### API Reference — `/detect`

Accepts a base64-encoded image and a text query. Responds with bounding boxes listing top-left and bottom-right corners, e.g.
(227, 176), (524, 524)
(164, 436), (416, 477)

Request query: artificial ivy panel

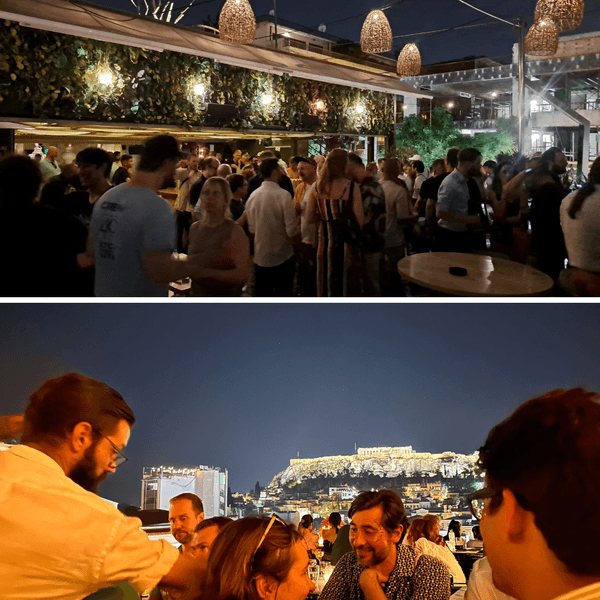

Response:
(0, 21), (394, 135)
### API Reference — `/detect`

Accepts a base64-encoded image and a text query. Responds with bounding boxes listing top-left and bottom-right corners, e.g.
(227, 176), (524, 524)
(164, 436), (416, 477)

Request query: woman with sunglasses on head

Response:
(199, 515), (315, 600)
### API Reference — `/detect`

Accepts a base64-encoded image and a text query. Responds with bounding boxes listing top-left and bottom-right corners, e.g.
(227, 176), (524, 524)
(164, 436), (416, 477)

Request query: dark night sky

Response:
(82, 0), (600, 65)
(1, 302), (600, 506)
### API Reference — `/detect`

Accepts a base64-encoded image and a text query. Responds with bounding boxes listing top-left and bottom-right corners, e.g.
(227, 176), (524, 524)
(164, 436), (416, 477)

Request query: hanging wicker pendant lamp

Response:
(396, 43), (421, 77)
(534, 0), (584, 32)
(360, 10), (393, 54)
(219, 0), (256, 45)
(524, 18), (559, 56)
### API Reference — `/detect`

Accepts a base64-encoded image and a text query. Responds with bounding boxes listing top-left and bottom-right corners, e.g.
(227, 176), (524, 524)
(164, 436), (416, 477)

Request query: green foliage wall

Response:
(0, 21), (394, 135)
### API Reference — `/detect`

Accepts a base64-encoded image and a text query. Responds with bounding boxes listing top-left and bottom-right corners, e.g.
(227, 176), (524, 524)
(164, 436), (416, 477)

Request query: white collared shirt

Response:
(245, 180), (300, 267)
(0, 445), (179, 600)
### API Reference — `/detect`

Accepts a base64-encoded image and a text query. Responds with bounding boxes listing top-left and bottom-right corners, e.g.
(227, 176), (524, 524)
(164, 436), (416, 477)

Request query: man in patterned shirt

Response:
(472, 388), (600, 600)
(319, 490), (451, 600)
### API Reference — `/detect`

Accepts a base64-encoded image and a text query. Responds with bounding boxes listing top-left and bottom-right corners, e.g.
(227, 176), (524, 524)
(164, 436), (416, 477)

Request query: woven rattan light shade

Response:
(534, 0), (584, 32)
(361, 10), (393, 54)
(219, 0), (256, 45)
(396, 43), (421, 77)
(524, 19), (559, 56)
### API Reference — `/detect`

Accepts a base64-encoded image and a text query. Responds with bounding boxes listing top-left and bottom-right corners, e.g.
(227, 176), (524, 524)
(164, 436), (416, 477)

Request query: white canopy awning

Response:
(2, 0), (432, 99)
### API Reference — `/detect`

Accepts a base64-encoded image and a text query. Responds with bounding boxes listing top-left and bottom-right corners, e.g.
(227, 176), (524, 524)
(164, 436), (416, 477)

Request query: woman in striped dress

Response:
(306, 149), (364, 296)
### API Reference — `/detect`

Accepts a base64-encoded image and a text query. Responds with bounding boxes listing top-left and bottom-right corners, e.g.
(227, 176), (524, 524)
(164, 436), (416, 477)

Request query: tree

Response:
(392, 107), (517, 167)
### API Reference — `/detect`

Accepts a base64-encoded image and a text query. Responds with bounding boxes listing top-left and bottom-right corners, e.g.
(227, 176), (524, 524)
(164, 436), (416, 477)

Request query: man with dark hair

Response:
(190, 517), (233, 569)
(0, 373), (204, 600)
(410, 160), (426, 205)
(112, 154), (133, 186)
(87, 134), (205, 296)
(189, 156), (219, 213)
(0, 155), (88, 296)
(347, 152), (386, 296)
(541, 146), (568, 184)
(320, 489), (450, 600)
(245, 157), (301, 296)
(247, 151), (294, 198)
(416, 158), (447, 224)
(169, 493), (205, 553)
(436, 147), (484, 252)
(471, 388), (600, 600)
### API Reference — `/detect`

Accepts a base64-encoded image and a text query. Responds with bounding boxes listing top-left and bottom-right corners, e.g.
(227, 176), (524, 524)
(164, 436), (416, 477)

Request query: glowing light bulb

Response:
(194, 83), (205, 96)
(356, 105), (365, 114)
(262, 94), (273, 105)
(316, 100), (325, 110)
(98, 70), (113, 86)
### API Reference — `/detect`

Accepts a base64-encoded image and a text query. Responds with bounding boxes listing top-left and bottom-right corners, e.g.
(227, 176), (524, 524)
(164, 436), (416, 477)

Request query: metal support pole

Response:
(518, 19), (525, 154)
(273, 0), (278, 49)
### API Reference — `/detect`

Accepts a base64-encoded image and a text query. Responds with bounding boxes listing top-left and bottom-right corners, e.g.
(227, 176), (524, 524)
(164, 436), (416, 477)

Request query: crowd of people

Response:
(1, 134), (599, 296)
(2, 376), (600, 600)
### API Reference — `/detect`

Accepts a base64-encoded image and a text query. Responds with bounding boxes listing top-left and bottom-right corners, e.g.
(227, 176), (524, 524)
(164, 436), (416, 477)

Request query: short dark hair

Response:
(22, 373), (135, 446)
(260, 158), (280, 179)
(194, 516), (233, 533)
(412, 160), (424, 173)
(137, 135), (182, 173)
(478, 388), (600, 576)
(349, 490), (408, 538)
(296, 157), (316, 167)
(228, 173), (247, 194)
(542, 146), (564, 164)
(458, 148), (482, 164)
(170, 493), (204, 515)
(201, 157), (218, 171)
(77, 147), (112, 178)
(445, 147), (459, 169)
(121, 154), (132, 163)
(483, 160), (497, 169)
(347, 152), (364, 167)
(0, 155), (42, 208)
(431, 158), (446, 171)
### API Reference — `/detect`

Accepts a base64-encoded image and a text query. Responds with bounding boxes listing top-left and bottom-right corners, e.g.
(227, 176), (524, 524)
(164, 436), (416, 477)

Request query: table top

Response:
(398, 252), (554, 297)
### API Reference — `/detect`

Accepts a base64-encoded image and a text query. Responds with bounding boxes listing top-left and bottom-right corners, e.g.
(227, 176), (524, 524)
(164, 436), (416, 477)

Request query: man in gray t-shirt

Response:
(87, 135), (205, 297)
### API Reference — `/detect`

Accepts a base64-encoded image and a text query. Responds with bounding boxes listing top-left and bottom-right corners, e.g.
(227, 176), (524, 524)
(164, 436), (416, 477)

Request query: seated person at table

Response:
(320, 490), (451, 600)
(331, 522), (353, 566)
(472, 388), (600, 600)
(445, 520), (463, 551)
(298, 513), (319, 554)
(466, 526), (483, 550)
(189, 516), (233, 570)
(322, 512), (343, 560)
(198, 515), (315, 600)
(405, 519), (466, 584)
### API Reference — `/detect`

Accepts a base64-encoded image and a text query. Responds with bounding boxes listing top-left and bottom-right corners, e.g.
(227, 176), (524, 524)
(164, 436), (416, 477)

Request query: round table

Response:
(398, 252), (554, 297)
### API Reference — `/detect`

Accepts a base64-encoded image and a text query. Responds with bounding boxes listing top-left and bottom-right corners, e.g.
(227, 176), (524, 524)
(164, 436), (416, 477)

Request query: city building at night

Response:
(141, 465), (228, 518)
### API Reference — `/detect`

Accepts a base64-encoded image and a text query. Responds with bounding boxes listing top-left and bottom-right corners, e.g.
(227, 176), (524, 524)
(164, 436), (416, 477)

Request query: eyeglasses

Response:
(251, 514), (286, 565)
(95, 430), (128, 468)
(467, 486), (530, 520)
(467, 487), (502, 520)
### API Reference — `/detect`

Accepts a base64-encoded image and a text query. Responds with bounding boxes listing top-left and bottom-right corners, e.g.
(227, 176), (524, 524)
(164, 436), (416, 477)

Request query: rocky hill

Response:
(269, 446), (479, 488)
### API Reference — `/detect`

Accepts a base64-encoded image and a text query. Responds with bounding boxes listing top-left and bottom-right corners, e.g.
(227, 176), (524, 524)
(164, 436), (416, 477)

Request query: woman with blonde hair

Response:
(405, 517), (466, 584)
(187, 176), (249, 296)
(305, 149), (364, 296)
(199, 515), (315, 600)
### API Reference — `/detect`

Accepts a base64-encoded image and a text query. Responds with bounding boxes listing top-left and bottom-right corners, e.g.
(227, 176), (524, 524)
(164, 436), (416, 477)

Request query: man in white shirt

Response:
(0, 373), (204, 600)
(245, 158), (301, 296)
(472, 388), (600, 600)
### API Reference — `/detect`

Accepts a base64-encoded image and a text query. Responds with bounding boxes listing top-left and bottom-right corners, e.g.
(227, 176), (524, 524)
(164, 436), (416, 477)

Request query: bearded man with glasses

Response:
(320, 490), (451, 600)
(0, 373), (204, 600)
(468, 388), (600, 600)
